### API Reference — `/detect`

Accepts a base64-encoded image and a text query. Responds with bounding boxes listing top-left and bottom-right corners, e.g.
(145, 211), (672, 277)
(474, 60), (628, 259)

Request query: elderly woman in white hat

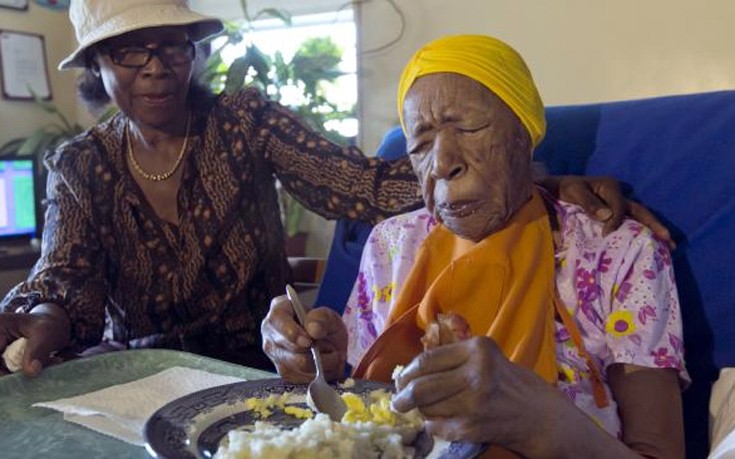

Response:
(0, 0), (669, 377)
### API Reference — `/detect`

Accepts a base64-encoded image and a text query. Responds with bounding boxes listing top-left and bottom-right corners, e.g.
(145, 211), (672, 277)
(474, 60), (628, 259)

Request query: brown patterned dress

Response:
(0, 88), (421, 369)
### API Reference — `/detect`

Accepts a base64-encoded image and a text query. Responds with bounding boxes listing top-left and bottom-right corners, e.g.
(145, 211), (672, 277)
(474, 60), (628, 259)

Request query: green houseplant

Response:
(201, 3), (355, 254)
(0, 94), (85, 183)
(0, 92), (116, 184)
(0, 96), (83, 158)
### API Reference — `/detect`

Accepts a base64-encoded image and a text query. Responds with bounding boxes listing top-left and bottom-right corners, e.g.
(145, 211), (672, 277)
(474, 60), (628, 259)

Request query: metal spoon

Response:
(285, 284), (347, 422)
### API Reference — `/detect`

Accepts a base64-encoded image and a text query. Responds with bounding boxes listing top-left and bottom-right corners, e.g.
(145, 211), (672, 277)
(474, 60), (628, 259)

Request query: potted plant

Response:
(201, 7), (355, 255)
(0, 92), (116, 185)
(0, 94), (84, 183)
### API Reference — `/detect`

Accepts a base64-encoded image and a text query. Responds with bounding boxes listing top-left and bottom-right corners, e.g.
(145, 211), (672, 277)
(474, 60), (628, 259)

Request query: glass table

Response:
(0, 349), (274, 458)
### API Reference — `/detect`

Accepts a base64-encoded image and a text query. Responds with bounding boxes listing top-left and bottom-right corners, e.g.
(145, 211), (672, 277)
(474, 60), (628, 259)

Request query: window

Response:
(207, 8), (358, 141)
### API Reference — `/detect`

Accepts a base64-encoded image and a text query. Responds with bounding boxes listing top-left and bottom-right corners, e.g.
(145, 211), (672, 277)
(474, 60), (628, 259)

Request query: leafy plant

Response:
(0, 93), (83, 160)
(269, 38), (355, 238)
(0, 92), (116, 185)
(200, 2), (356, 238)
(200, 0), (290, 96)
(270, 37), (355, 145)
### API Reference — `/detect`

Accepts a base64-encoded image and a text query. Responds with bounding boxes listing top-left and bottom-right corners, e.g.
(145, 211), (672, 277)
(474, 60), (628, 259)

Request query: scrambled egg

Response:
(245, 392), (309, 419)
(283, 406), (314, 419)
(243, 381), (420, 433)
(342, 389), (403, 427)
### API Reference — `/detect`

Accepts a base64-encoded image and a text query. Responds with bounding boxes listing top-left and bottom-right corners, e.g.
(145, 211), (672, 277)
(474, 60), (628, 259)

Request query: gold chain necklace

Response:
(126, 113), (191, 182)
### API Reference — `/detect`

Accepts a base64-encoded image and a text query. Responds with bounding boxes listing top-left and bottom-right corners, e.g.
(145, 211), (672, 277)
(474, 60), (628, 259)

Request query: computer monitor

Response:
(0, 157), (39, 239)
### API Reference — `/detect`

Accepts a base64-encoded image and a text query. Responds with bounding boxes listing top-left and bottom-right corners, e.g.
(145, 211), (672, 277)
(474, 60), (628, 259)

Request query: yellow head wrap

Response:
(397, 34), (546, 148)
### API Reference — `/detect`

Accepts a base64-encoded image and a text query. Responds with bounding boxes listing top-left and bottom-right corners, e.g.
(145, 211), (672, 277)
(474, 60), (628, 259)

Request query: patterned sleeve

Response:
(228, 88), (422, 224)
(0, 151), (108, 347)
(602, 223), (688, 382)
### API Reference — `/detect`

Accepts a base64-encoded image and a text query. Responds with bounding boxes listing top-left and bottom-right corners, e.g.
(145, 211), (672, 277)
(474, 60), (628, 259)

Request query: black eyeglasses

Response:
(105, 41), (196, 68)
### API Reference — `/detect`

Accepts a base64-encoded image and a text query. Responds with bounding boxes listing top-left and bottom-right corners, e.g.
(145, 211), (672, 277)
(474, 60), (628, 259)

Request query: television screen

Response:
(0, 158), (38, 238)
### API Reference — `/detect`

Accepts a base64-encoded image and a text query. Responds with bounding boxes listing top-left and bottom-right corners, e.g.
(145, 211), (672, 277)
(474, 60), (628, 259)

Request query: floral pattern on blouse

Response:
(343, 197), (689, 437)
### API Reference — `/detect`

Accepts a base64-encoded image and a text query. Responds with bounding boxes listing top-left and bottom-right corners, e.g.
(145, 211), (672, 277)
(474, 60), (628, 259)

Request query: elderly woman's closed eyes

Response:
(404, 74), (535, 242)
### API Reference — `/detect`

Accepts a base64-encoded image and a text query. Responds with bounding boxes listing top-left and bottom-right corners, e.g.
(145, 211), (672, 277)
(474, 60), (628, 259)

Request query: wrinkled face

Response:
(403, 73), (534, 242)
(94, 26), (193, 129)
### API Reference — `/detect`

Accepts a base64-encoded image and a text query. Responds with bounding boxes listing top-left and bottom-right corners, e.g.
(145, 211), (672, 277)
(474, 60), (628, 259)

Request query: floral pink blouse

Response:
(343, 198), (689, 437)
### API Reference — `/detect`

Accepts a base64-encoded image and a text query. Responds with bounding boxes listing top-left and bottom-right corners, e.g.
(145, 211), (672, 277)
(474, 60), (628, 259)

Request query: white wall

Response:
(356, 0), (735, 155)
(192, 0), (347, 20)
(0, 4), (76, 147)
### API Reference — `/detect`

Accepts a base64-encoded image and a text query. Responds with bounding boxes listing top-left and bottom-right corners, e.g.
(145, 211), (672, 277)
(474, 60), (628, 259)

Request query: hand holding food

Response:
(390, 313), (562, 453)
(0, 303), (70, 377)
(420, 312), (472, 350)
(394, 336), (561, 450)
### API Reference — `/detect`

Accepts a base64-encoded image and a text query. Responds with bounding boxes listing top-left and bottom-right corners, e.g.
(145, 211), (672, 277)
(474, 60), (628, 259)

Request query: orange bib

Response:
(352, 191), (607, 458)
(354, 190), (558, 383)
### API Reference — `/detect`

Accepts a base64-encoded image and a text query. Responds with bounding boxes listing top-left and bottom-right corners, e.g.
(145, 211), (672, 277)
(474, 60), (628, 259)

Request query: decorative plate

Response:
(144, 378), (486, 459)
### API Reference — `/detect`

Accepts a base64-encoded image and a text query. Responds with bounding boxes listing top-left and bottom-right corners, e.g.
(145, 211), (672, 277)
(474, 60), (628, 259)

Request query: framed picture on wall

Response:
(0, 30), (52, 100)
(0, 0), (29, 11)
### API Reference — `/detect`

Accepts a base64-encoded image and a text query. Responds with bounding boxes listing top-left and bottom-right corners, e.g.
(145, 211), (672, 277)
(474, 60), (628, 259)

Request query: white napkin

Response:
(710, 368), (735, 458)
(710, 431), (735, 459)
(33, 366), (245, 446)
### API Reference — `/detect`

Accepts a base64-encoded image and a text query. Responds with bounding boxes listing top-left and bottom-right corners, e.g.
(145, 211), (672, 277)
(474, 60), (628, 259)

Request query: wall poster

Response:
(0, 30), (52, 100)
(0, 0), (29, 11)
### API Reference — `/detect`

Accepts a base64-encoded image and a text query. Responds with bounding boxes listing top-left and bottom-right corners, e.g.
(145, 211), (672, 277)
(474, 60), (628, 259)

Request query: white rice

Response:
(213, 413), (414, 459)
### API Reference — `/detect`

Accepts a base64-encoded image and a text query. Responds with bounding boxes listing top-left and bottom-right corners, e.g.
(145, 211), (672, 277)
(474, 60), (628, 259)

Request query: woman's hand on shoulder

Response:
(539, 175), (675, 249)
(0, 303), (70, 377)
(261, 295), (347, 383)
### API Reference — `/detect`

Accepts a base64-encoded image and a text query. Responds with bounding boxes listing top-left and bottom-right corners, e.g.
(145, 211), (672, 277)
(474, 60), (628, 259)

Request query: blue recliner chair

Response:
(315, 127), (406, 314)
(316, 91), (735, 458)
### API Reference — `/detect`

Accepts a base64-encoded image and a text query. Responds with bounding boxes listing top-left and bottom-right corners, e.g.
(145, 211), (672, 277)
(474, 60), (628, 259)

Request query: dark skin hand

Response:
(0, 303), (71, 377)
(541, 175), (675, 250)
(261, 295), (348, 383)
(392, 337), (683, 458)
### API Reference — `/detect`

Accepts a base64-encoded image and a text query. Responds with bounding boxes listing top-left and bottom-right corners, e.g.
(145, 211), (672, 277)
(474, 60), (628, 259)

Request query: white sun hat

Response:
(59, 0), (224, 70)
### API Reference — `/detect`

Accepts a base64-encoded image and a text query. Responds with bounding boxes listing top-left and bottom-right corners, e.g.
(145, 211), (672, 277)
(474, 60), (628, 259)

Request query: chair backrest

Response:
(538, 91), (735, 458)
(317, 91), (735, 457)
(315, 128), (406, 313)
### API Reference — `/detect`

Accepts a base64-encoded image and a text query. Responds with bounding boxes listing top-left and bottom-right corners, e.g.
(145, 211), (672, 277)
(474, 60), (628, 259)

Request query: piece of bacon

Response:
(420, 312), (472, 350)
